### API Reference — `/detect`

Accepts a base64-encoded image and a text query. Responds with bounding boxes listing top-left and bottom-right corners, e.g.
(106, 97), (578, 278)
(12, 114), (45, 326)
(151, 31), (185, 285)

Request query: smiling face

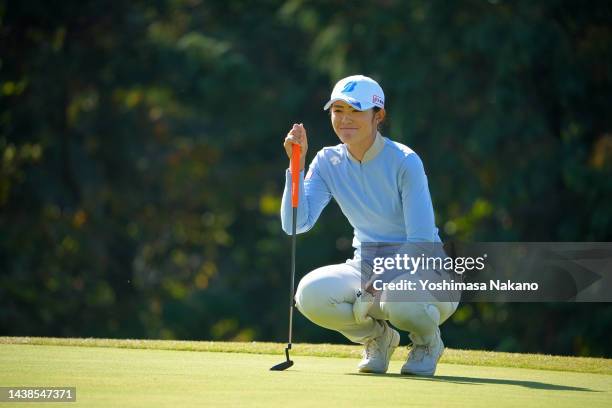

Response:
(330, 101), (385, 150)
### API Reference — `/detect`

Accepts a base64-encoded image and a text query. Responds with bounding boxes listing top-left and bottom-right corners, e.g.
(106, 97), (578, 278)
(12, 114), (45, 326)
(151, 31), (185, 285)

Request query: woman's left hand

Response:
(353, 289), (375, 324)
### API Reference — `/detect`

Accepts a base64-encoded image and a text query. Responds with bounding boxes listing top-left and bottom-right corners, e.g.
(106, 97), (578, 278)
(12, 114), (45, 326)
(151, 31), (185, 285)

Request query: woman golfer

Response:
(280, 75), (457, 376)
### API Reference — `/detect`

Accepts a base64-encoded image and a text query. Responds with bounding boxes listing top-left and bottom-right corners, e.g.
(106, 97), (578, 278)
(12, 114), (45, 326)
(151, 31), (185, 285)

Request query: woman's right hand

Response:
(283, 123), (308, 171)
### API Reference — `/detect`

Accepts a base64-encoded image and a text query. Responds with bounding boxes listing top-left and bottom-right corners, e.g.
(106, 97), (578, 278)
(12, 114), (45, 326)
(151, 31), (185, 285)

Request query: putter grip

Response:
(290, 144), (301, 208)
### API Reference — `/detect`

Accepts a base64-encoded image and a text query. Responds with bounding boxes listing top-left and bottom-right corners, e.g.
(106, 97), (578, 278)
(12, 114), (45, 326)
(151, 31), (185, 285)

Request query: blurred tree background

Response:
(1, 0), (611, 357)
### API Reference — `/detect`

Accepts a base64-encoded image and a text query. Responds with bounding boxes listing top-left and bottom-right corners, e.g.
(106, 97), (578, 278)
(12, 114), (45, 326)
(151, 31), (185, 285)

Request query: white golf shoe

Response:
(357, 321), (400, 374)
(400, 327), (444, 376)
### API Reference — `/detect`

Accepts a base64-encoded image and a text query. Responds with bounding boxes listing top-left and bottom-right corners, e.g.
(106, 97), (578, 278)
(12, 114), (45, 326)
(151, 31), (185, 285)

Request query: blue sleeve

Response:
(280, 153), (332, 235)
(399, 154), (437, 242)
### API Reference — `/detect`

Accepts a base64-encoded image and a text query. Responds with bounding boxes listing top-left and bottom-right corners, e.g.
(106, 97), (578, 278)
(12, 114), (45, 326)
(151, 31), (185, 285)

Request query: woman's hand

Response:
(283, 123), (308, 171)
(353, 289), (375, 325)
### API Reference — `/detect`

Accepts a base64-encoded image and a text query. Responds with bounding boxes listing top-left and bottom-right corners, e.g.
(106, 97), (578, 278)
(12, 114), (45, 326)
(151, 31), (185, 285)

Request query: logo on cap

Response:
(342, 81), (357, 93)
(372, 95), (384, 106)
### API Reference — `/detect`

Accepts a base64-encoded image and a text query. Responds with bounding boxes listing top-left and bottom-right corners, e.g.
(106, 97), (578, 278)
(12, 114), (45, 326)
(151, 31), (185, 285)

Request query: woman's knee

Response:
(295, 265), (358, 322)
(295, 271), (330, 317)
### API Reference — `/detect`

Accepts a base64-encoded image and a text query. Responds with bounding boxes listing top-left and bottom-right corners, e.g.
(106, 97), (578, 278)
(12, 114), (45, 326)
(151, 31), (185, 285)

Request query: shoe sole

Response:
(358, 330), (400, 374)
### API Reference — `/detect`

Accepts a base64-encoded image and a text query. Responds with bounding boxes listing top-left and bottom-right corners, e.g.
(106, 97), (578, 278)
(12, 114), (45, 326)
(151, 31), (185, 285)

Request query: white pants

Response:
(295, 260), (458, 345)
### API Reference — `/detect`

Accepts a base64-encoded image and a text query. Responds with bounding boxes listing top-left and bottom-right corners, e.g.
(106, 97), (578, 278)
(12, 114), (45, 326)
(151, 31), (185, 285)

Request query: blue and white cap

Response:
(323, 75), (385, 111)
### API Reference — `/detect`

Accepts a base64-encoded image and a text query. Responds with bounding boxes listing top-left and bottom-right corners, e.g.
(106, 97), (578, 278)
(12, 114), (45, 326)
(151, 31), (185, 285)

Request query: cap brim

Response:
(323, 97), (375, 111)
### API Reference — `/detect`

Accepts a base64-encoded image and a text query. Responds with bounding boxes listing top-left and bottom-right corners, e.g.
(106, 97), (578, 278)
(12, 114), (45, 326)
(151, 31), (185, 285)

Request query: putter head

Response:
(270, 359), (294, 371)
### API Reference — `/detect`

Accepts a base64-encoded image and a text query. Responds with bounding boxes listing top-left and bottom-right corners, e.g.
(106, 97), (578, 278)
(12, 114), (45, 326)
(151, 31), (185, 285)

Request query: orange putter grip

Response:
(290, 144), (301, 208)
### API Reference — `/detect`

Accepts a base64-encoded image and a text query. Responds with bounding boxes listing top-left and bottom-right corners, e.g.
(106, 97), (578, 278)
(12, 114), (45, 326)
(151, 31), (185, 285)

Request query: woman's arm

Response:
(399, 153), (438, 242)
(281, 152), (332, 234)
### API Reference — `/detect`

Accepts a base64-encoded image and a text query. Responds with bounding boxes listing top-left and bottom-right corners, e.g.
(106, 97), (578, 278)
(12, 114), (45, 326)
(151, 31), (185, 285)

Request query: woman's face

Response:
(330, 101), (383, 146)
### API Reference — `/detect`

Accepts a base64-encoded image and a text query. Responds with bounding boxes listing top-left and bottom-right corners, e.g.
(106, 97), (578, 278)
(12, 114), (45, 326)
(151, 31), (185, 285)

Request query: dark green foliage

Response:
(1, 0), (611, 356)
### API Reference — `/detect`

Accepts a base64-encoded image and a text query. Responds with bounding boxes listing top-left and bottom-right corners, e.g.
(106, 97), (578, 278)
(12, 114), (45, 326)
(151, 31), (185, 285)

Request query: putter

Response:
(270, 143), (301, 371)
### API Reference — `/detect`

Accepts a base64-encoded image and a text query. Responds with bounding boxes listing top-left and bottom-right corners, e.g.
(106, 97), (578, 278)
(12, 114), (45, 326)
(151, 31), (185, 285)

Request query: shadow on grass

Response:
(347, 373), (598, 392)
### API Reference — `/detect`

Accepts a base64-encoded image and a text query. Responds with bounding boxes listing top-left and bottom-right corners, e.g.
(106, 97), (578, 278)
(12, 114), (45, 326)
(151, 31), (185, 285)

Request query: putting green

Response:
(0, 344), (611, 407)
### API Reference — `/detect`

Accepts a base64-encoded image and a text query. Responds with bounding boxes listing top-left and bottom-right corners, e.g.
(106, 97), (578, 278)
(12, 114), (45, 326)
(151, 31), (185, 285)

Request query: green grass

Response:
(2, 336), (610, 374)
(1, 338), (611, 407)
